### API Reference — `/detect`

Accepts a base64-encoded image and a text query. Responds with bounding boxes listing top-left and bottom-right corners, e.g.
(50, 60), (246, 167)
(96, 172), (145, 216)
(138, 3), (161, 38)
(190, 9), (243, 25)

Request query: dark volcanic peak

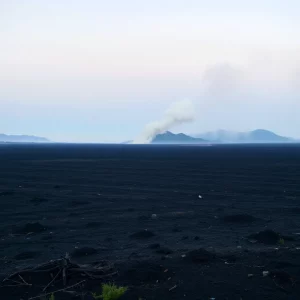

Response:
(151, 131), (207, 144)
(0, 134), (49, 143)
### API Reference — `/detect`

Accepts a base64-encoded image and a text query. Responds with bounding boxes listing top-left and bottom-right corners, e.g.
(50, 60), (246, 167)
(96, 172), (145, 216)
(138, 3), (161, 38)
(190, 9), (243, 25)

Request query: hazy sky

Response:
(1, 0), (300, 142)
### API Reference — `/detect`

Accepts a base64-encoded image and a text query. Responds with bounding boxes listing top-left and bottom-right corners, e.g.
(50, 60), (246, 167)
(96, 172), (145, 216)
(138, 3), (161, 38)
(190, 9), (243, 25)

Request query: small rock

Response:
(263, 271), (270, 277)
(248, 274), (254, 278)
(151, 214), (157, 219)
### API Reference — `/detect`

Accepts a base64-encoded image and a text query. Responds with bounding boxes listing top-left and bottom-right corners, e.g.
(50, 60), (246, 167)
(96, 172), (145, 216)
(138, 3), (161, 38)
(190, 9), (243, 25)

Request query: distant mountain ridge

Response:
(0, 134), (49, 143)
(194, 129), (293, 143)
(151, 131), (207, 144)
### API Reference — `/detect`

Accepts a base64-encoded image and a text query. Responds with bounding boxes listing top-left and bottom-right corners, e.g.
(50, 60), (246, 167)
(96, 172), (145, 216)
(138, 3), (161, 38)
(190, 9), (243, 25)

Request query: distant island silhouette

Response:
(0, 129), (295, 144)
(0, 134), (49, 143)
(152, 131), (207, 144)
(150, 129), (294, 144)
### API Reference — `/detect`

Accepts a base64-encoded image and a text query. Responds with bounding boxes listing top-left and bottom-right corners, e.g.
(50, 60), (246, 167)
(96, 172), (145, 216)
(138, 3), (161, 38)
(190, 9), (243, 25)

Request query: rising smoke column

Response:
(133, 99), (195, 144)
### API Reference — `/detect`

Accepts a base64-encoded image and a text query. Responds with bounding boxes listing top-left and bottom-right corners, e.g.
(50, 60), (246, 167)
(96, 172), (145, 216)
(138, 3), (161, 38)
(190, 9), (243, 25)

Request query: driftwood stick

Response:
(62, 253), (69, 287)
(18, 274), (31, 286)
(43, 269), (62, 292)
(28, 280), (86, 300)
(272, 279), (289, 294)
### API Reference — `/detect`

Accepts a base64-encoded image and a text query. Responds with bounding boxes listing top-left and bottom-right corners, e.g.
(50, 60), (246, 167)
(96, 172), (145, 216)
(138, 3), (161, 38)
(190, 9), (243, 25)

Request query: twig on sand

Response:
(272, 279), (289, 294)
(62, 253), (69, 287)
(29, 280), (86, 300)
(169, 284), (177, 291)
(2, 253), (116, 299)
(18, 274), (32, 286)
(43, 269), (62, 292)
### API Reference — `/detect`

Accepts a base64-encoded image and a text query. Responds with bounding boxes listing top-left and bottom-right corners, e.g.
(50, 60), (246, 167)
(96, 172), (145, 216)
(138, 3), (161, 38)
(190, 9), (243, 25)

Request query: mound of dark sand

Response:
(71, 200), (90, 206)
(0, 191), (14, 196)
(130, 230), (155, 239)
(186, 248), (216, 263)
(14, 251), (40, 260)
(85, 221), (103, 228)
(269, 270), (294, 285)
(14, 222), (47, 234)
(71, 247), (98, 257)
(119, 261), (167, 285)
(222, 214), (256, 223)
(149, 243), (160, 249)
(156, 247), (173, 255)
(248, 230), (280, 244)
(137, 215), (150, 221)
(248, 230), (295, 244)
(30, 197), (48, 204)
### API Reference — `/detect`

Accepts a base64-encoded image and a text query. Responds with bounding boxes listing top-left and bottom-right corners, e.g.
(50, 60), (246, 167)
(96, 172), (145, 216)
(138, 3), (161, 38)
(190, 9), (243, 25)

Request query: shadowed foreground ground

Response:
(1, 144), (300, 299)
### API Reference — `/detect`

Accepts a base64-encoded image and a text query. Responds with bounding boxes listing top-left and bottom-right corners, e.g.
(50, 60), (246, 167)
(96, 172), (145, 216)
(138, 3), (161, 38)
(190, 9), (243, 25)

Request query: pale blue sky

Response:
(1, 0), (300, 142)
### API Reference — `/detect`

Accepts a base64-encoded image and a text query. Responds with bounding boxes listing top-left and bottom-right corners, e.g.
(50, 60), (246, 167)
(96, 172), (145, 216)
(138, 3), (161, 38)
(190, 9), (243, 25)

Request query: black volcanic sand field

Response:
(1, 144), (300, 300)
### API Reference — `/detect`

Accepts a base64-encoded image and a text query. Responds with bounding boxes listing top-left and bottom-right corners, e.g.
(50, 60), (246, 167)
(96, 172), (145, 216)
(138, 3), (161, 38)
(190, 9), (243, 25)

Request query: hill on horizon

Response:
(194, 129), (293, 143)
(151, 131), (207, 144)
(0, 134), (49, 143)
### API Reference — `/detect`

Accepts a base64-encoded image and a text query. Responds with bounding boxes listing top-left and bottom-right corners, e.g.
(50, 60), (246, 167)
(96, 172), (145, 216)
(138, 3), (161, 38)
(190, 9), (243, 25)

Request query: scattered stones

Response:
(14, 222), (47, 235)
(186, 248), (216, 263)
(130, 230), (155, 239)
(223, 214), (255, 223)
(71, 247), (98, 257)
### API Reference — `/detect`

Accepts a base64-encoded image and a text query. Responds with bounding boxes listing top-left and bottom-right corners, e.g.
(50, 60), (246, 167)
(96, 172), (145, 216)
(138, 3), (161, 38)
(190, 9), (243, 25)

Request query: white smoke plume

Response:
(133, 99), (195, 144)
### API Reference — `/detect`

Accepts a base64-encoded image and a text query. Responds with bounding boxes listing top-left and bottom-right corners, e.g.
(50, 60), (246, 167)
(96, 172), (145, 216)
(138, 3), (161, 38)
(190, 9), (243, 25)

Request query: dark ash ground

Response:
(1, 144), (300, 300)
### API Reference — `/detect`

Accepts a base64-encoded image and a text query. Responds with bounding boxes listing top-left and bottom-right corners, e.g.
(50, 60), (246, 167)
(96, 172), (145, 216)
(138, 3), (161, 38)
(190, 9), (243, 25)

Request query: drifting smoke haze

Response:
(133, 99), (195, 144)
